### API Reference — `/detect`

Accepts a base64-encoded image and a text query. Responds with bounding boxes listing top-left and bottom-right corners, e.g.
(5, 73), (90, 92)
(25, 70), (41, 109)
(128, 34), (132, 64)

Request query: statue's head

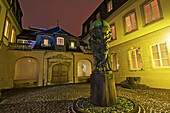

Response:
(90, 20), (112, 41)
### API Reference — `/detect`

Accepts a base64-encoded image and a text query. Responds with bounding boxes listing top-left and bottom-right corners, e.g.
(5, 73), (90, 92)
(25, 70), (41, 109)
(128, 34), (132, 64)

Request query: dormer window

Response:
(71, 42), (75, 48)
(44, 39), (48, 45)
(41, 35), (52, 47)
(107, 0), (113, 12)
(57, 37), (64, 45)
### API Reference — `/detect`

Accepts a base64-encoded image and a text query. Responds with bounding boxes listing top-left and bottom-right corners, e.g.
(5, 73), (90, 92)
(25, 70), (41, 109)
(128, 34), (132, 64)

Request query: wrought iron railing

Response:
(8, 42), (32, 50)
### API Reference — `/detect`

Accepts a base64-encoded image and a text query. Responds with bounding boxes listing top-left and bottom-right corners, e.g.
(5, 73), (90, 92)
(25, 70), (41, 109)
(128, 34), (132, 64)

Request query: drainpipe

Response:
(72, 53), (75, 83)
(43, 51), (47, 86)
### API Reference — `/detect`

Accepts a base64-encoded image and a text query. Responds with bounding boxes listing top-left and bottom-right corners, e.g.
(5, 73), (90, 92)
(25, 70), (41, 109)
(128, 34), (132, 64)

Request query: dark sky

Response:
(18, 0), (104, 36)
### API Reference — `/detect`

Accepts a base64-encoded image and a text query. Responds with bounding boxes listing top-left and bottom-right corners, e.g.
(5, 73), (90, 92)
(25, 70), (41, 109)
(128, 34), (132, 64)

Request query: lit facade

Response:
(82, 0), (170, 89)
(0, 0), (23, 90)
(0, 0), (93, 91)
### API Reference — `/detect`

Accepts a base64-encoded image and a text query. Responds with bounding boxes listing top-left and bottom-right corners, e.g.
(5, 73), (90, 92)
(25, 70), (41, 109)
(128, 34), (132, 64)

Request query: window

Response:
(107, 0), (113, 12)
(143, 0), (161, 24)
(111, 53), (119, 70)
(44, 39), (48, 45)
(151, 43), (170, 67)
(4, 18), (11, 39)
(84, 25), (87, 33)
(71, 42), (75, 48)
(11, 27), (16, 42)
(124, 12), (137, 33)
(129, 49), (142, 70)
(110, 24), (116, 40)
(89, 20), (93, 30)
(57, 37), (64, 45)
(96, 12), (100, 20)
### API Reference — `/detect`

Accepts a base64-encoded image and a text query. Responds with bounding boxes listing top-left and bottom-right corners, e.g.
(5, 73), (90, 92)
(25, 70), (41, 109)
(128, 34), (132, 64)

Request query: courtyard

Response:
(0, 83), (169, 113)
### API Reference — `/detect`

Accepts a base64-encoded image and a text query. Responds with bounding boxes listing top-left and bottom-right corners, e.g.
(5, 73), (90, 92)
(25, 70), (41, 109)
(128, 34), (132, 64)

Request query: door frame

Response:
(48, 61), (71, 84)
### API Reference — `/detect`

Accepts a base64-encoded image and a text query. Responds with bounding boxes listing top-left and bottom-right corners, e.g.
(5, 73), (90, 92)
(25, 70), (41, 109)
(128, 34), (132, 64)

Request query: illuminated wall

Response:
(0, 0), (22, 90)
(78, 59), (92, 77)
(106, 0), (170, 89)
(0, 0), (22, 45)
(15, 58), (39, 80)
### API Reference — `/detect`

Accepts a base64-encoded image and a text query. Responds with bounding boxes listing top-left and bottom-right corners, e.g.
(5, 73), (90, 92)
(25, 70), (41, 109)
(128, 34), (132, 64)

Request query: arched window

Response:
(15, 58), (39, 80)
(78, 60), (92, 77)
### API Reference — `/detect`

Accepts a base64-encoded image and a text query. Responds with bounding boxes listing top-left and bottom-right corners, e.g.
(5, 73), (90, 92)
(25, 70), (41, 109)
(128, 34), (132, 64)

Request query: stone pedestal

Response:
(90, 71), (117, 106)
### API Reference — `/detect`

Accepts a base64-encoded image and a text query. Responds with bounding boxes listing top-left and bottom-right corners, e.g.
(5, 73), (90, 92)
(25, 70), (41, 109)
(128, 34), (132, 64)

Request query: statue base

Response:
(90, 71), (117, 107)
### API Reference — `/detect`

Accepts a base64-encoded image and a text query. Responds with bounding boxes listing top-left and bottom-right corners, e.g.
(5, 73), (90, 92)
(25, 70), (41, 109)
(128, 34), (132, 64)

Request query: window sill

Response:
(124, 28), (138, 35)
(129, 68), (143, 71)
(108, 38), (117, 43)
(152, 66), (170, 69)
(142, 17), (163, 28)
(112, 69), (119, 72)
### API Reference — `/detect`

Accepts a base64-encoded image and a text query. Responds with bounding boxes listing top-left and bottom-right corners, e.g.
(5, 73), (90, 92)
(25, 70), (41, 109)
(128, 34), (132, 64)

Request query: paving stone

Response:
(0, 83), (169, 113)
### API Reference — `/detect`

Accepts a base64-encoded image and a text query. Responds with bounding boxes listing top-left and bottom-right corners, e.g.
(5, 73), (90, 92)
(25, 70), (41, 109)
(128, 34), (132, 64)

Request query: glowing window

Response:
(125, 12), (137, 33)
(4, 18), (10, 39)
(71, 42), (75, 48)
(57, 37), (64, 45)
(44, 39), (48, 45)
(143, 0), (161, 24)
(111, 53), (119, 70)
(110, 25), (116, 40)
(151, 43), (170, 67)
(129, 49), (142, 70)
(107, 0), (113, 12)
(11, 27), (16, 42)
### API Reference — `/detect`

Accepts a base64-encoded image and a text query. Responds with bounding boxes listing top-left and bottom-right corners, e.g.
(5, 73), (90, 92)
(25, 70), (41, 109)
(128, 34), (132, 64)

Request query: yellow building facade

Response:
(0, 0), (94, 97)
(106, 0), (170, 89)
(0, 0), (22, 92)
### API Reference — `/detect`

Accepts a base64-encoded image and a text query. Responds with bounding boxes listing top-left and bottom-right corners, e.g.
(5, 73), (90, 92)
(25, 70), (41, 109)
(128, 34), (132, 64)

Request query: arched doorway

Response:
(52, 63), (69, 84)
(14, 57), (39, 87)
(78, 59), (92, 82)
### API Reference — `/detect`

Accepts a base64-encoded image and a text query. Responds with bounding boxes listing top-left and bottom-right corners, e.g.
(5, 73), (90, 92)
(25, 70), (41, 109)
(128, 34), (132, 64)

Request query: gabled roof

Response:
(37, 26), (75, 37)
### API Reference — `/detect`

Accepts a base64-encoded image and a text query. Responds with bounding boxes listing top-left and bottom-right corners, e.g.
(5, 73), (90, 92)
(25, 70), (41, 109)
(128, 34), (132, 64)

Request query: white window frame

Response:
(124, 11), (137, 33)
(129, 48), (143, 70)
(151, 42), (170, 68)
(143, 0), (162, 24)
(57, 37), (64, 45)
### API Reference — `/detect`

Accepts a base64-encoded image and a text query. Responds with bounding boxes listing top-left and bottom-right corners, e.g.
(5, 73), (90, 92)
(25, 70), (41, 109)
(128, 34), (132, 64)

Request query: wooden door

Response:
(52, 63), (68, 84)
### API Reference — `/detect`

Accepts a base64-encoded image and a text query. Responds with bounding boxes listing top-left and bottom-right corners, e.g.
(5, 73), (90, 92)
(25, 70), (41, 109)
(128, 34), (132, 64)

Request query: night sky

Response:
(18, 0), (104, 36)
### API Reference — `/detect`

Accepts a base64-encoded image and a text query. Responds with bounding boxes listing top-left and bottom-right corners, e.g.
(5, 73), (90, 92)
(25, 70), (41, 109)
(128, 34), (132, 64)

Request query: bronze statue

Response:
(89, 20), (112, 72)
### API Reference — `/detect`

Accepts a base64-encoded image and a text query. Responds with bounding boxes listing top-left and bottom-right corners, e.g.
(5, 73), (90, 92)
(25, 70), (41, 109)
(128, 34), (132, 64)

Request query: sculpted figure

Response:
(89, 20), (113, 72)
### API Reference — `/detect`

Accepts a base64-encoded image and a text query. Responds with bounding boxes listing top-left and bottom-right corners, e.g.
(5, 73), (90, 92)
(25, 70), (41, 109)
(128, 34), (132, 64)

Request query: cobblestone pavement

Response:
(0, 83), (169, 113)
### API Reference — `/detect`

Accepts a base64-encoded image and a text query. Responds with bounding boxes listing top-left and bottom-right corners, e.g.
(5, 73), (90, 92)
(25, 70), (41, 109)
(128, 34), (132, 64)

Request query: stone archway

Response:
(14, 57), (39, 87)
